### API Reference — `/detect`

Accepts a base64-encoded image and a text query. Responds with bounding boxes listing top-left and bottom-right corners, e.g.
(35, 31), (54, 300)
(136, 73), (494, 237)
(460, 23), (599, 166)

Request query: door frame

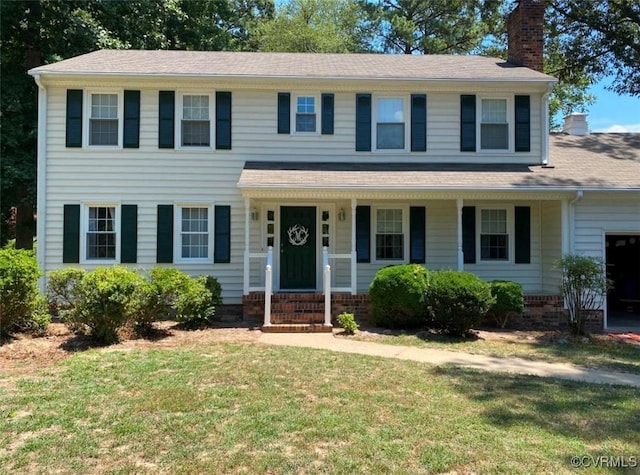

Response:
(259, 202), (335, 292)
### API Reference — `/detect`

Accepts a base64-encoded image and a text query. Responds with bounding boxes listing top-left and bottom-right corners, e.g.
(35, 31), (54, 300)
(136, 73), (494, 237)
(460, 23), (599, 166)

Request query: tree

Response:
(364, 0), (502, 55)
(0, 0), (273, 248)
(256, 0), (372, 53)
(547, 0), (640, 97)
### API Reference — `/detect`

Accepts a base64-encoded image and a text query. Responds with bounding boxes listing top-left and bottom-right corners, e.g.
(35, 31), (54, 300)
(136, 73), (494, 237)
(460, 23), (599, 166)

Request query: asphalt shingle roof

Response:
(238, 134), (640, 191)
(29, 50), (554, 81)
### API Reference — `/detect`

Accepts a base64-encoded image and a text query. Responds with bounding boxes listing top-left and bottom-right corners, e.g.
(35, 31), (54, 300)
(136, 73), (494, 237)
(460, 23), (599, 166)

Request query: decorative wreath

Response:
(287, 224), (310, 246)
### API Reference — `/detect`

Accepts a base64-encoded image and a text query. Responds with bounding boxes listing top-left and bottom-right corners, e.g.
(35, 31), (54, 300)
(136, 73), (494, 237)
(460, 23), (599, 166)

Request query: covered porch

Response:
(238, 161), (578, 331)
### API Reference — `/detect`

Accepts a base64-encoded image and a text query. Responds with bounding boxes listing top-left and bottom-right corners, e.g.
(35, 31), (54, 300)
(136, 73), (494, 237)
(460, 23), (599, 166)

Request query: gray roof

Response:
(238, 134), (640, 191)
(29, 49), (554, 82)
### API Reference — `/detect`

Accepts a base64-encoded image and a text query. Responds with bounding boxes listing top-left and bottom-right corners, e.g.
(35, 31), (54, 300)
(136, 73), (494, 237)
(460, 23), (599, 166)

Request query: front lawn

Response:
(1, 343), (638, 474)
(352, 329), (640, 374)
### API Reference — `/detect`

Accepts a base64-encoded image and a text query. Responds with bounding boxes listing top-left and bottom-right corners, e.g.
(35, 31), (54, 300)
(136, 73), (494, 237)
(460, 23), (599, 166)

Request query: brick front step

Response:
(271, 313), (325, 324)
(261, 324), (333, 333)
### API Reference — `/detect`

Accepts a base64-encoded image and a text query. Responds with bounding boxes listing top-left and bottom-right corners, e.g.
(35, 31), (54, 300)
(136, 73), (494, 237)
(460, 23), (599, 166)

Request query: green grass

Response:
(1, 343), (639, 474)
(353, 331), (640, 374)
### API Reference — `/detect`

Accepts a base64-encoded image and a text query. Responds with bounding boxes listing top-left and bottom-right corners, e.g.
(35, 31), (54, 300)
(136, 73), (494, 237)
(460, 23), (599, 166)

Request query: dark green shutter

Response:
(321, 93), (334, 135)
(120, 204), (138, 263)
(411, 94), (427, 152)
(158, 91), (175, 149)
(216, 91), (232, 150)
(462, 206), (476, 264)
(355, 93), (371, 151)
(515, 95), (531, 152)
(123, 90), (140, 148)
(356, 205), (371, 263)
(277, 93), (290, 134)
(409, 206), (426, 263)
(66, 90), (83, 148)
(63, 204), (80, 263)
(157, 204), (173, 263)
(460, 95), (476, 152)
(214, 205), (231, 263)
(515, 206), (531, 264)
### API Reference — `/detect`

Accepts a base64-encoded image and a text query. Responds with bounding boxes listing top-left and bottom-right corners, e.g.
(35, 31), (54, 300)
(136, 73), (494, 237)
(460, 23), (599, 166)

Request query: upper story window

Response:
(376, 98), (405, 150)
(480, 98), (508, 150)
(181, 94), (211, 147)
(89, 93), (119, 146)
(375, 208), (404, 260)
(295, 96), (316, 132)
(86, 206), (117, 261)
(480, 208), (508, 261)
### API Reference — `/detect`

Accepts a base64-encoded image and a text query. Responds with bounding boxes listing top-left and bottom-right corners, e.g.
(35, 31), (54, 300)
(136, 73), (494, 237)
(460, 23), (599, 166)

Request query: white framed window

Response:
(81, 204), (119, 263)
(85, 91), (122, 147)
(479, 97), (511, 151)
(175, 205), (213, 261)
(178, 93), (213, 147)
(374, 208), (406, 261)
(294, 95), (317, 133)
(375, 97), (406, 150)
(479, 208), (510, 261)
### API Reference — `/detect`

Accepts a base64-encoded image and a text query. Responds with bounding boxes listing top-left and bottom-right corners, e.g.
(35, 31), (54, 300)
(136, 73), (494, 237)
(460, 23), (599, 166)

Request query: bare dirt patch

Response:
(0, 321), (262, 376)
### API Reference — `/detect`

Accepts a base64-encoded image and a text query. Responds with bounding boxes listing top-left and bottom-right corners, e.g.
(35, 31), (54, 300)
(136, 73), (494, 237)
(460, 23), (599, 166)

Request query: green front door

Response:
(280, 206), (316, 290)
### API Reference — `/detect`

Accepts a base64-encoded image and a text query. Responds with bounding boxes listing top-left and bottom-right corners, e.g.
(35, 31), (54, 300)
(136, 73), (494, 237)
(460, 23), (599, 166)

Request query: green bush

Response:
(47, 268), (87, 324)
(174, 276), (215, 325)
(425, 270), (494, 336)
(0, 247), (48, 337)
(337, 312), (358, 335)
(369, 264), (429, 328)
(489, 280), (524, 328)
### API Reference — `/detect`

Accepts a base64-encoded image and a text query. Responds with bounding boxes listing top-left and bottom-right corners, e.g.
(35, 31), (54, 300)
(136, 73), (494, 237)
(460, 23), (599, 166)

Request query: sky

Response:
(585, 80), (640, 133)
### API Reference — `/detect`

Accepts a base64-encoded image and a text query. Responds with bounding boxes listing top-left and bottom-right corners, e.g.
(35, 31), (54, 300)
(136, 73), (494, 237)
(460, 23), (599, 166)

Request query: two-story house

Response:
(28, 0), (640, 331)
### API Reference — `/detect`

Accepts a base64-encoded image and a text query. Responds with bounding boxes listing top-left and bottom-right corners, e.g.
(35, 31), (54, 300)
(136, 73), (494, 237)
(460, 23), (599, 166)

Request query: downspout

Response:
(541, 81), (554, 166)
(33, 74), (47, 292)
(568, 190), (583, 254)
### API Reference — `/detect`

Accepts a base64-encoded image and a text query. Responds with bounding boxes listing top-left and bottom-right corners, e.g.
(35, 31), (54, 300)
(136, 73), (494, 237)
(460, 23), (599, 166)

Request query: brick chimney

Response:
(507, 0), (544, 72)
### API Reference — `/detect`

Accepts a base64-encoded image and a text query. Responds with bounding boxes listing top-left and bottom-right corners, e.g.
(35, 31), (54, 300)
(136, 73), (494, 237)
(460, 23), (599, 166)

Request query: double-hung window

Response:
(480, 209), (508, 261)
(376, 98), (405, 150)
(375, 208), (404, 260)
(89, 93), (119, 146)
(181, 94), (211, 147)
(180, 207), (210, 260)
(295, 96), (316, 132)
(480, 99), (508, 150)
(86, 206), (117, 260)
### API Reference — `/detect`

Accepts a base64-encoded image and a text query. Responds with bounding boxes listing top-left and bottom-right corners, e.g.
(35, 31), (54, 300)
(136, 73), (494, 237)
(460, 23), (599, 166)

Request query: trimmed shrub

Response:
(174, 276), (215, 325)
(337, 312), (358, 335)
(425, 270), (494, 336)
(489, 280), (524, 328)
(369, 264), (429, 328)
(0, 247), (48, 337)
(47, 268), (87, 325)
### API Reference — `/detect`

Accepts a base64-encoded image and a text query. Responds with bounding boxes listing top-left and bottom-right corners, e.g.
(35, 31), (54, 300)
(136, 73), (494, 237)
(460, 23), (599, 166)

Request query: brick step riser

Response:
(271, 313), (325, 324)
(271, 304), (325, 313)
(262, 324), (333, 333)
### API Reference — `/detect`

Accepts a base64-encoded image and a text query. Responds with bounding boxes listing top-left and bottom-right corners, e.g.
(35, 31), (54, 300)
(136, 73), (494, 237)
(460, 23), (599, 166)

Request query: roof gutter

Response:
(32, 73), (47, 292)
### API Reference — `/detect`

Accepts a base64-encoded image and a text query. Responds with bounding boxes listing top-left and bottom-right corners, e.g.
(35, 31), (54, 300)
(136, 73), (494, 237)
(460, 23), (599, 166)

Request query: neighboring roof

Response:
(238, 134), (640, 191)
(29, 49), (555, 82)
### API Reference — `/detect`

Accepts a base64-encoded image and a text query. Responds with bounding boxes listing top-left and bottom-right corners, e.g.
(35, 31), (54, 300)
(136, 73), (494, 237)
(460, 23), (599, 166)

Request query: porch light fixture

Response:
(338, 207), (346, 221)
(251, 207), (259, 221)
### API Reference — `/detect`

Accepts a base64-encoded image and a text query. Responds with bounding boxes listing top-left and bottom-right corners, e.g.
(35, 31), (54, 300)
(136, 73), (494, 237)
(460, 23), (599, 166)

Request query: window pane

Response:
(481, 209), (507, 234)
(183, 95), (209, 120)
(89, 119), (118, 146)
(481, 99), (506, 123)
(377, 123), (405, 149)
(481, 234), (508, 260)
(295, 114), (316, 132)
(376, 234), (404, 260)
(181, 207), (209, 259)
(86, 206), (116, 260)
(91, 94), (118, 119)
(182, 120), (210, 146)
(296, 96), (315, 113)
(481, 124), (508, 150)
(377, 98), (403, 122)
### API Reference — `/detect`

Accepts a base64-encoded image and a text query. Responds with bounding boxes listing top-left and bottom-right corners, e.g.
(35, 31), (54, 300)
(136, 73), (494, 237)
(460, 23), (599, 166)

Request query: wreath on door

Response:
(287, 224), (309, 246)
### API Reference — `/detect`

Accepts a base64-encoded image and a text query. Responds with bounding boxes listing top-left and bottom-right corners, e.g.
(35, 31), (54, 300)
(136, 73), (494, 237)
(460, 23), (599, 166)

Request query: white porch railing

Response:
(263, 246), (273, 327)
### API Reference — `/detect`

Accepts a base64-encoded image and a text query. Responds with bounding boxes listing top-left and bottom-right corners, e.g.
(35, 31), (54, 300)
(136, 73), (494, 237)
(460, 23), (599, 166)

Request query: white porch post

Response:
(323, 247), (332, 326)
(456, 198), (464, 271)
(243, 197), (250, 295)
(264, 246), (273, 327)
(350, 198), (357, 295)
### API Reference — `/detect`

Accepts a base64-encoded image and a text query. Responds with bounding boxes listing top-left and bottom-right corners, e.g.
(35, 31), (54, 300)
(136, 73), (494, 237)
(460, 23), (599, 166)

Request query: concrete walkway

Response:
(259, 332), (640, 388)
